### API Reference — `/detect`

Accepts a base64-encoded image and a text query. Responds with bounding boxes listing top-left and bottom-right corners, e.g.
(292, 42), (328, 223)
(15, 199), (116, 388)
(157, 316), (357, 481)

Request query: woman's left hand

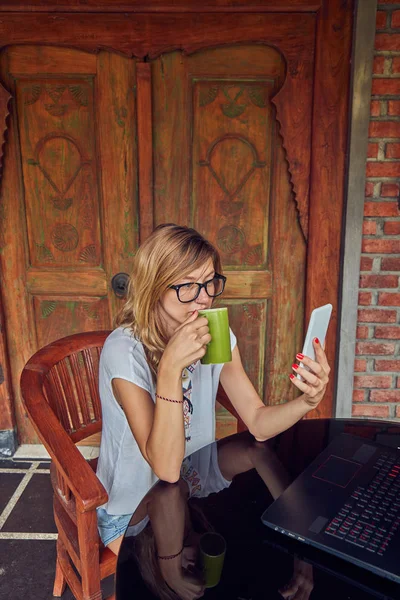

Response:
(279, 558), (314, 599)
(290, 338), (330, 409)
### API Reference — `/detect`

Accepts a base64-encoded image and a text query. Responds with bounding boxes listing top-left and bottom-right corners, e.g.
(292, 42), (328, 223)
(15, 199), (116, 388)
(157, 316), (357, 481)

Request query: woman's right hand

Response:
(163, 569), (205, 600)
(160, 311), (211, 373)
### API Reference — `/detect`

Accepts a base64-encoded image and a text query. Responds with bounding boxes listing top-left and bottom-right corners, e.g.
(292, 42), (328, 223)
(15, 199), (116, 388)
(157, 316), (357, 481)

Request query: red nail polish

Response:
(292, 363), (298, 370)
(296, 353), (304, 360)
(289, 374), (295, 380)
(314, 337), (320, 344)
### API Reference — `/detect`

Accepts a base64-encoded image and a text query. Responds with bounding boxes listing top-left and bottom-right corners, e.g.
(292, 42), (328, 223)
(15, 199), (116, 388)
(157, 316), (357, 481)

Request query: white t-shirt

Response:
(96, 326), (237, 515)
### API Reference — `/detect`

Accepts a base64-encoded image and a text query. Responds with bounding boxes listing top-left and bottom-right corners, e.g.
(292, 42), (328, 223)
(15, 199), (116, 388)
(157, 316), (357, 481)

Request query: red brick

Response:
(386, 143), (400, 158)
(392, 57), (400, 73)
(366, 162), (400, 177)
(370, 100), (381, 117)
(365, 182), (375, 197)
(354, 375), (392, 389)
(369, 121), (400, 137)
(384, 221), (400, 235)
(363, 221), (376, 235)
(375, 326), (400, 339)
(356, 326), (369, 339)
(381, 257), (400, 271)
(388, 100), (400, 116)
(393, 10), (400, 27)
(358, 291), (373, 304)
(378, 292), (400, 306)
(357, 309), (396, 323)
(364, 202), (399, 217)
(376, 11), (387, 30)
(367, 142), (379, 158)
(360, 257), (373, 271)
(380, 182), (399, 197)
(373, 55), (385, 74)
(352, 390), (365, 403)
(356, 342), (396, 355)
(352, 405), (389, 418)
(370, 390), (400, 403)
(359, 274), (398, 288)
(375, 34), (400, 52)
(354, 359), (367, 372)
(362, 239), (400, 253)
(372, 79), (400, 95)
(397, 377), (400, 389)
(359, 290), (374, 305)
(375, 360), (400, 372)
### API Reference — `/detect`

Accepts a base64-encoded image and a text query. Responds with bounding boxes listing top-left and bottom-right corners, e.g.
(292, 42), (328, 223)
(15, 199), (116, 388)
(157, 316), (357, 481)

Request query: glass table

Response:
(115, 418), (400, 600)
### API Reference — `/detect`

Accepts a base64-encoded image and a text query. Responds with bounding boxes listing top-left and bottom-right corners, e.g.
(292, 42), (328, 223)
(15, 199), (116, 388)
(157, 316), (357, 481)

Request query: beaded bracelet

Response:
(157, 546), (184, 560)
(155, 392), (183, 404)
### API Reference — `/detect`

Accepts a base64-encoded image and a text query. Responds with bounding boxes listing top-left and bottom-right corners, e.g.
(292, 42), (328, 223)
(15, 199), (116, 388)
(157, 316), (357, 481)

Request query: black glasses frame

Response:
(169, 273), (227, 304)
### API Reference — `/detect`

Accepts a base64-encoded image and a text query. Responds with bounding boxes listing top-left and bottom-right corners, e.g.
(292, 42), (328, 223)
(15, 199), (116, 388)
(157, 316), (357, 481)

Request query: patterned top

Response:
(96, 326), (236, 515)
(182, 362), (197, 442)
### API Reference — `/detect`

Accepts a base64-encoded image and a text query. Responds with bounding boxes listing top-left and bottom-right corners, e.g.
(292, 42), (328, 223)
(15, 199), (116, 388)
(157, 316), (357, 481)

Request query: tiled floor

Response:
(0, 454), (113, 600)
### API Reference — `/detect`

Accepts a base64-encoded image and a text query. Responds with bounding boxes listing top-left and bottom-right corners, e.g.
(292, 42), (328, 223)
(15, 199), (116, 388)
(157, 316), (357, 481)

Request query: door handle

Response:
(111, 273), (129, 298)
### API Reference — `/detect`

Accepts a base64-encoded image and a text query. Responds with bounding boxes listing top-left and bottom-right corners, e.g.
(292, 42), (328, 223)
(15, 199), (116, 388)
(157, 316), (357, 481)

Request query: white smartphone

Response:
(297, 303), (333, 379)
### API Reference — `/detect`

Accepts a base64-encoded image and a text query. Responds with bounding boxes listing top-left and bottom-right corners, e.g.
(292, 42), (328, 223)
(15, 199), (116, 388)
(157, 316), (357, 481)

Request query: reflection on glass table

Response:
(116, 419), (400, 600)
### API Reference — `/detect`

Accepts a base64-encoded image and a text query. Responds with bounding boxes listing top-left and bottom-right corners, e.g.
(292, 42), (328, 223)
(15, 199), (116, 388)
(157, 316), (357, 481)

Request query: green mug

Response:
(199, 532), (226, 588)
(198, 307), (232, 365)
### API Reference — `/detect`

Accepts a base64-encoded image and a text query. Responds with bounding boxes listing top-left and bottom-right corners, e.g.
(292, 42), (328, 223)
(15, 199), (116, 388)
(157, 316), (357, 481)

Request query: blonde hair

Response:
(133, 524), (177, 600)
(115, 224), (222, 374)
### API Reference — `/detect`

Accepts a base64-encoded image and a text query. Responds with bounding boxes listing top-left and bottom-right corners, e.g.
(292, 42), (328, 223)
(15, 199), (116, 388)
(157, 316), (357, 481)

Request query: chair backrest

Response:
(21, 330), (111, 443)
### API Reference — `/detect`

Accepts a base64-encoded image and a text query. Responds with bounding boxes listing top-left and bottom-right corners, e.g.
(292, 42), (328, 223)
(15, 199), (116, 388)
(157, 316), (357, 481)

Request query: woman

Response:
(96, 223), (330, 561)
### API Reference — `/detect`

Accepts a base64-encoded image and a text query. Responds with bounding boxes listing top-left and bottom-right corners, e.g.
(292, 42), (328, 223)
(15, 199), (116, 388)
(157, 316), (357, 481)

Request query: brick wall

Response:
(353, 2), (400, 419)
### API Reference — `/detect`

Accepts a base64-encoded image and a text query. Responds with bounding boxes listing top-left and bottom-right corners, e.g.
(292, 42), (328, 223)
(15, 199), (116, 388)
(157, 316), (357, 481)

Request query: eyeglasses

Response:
(169, 273), (227, 303)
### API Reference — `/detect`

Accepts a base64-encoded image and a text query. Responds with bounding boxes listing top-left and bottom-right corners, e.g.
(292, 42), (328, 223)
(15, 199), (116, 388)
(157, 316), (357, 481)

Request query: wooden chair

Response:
(20, 331), (115, 600)
(20, 330), (246, 600)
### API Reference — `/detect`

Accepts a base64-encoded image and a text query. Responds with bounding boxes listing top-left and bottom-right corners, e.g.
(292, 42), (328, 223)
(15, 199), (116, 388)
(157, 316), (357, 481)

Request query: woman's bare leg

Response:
(104, 485), (168, 599)
(107, 535), (124, 556)
(216, 431), (292, 495)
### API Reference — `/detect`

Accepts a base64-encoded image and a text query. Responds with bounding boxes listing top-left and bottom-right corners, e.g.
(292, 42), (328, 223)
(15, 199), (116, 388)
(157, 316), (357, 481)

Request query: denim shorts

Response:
(97, 508), (131, 546)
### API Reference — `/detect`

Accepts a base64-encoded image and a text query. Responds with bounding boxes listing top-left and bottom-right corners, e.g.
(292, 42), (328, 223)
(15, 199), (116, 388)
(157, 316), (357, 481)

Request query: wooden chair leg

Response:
(53, 555), (67, 597)
(77, 510), (103, 600)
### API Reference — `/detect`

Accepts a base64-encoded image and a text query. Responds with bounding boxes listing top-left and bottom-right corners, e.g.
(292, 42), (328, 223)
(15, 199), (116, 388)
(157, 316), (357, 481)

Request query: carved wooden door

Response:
(0, 47), (139, 442)
(0, 3), (352, 446)
(151, 46), (307, 435)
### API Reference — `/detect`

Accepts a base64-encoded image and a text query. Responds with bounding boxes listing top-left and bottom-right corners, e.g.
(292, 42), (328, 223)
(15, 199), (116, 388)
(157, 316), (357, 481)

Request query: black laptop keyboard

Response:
(325, 451), (400, 556)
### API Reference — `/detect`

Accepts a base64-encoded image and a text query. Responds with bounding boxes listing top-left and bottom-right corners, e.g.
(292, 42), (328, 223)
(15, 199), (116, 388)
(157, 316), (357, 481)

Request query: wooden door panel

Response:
(266, 141), (306, 407)
(33, 296), (109, 348)
(26, 270), (107, 296)
(17, 79), (102, 268)
(192, 80), (274, 269)
(0, 46), (138, 442)
(217, 299), (267, 396)
(152, 45), (306, 421)
(152, 53), (190, 226)
(96, 51), (139, 309)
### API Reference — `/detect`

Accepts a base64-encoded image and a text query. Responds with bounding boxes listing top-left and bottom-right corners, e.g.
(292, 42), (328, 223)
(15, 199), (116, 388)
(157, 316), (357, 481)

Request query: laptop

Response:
(261, 433), (400, 584)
